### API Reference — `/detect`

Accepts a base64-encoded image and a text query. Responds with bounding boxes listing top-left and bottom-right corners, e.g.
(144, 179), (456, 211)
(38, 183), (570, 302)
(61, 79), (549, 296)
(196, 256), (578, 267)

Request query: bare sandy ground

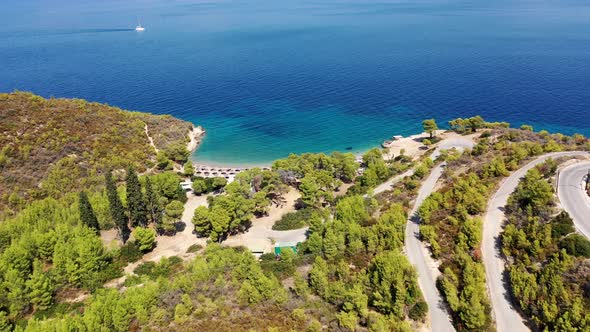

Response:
(384, 130), (477, 161)
(105, 194), (209, 286)
(99, 229), (121, 249)
(142, 194), (209, 263)
(106, 187), (306, 288)
(334, 182), (354, 197)
(223, 188), (305, 253)
(383, 130), (442, 160)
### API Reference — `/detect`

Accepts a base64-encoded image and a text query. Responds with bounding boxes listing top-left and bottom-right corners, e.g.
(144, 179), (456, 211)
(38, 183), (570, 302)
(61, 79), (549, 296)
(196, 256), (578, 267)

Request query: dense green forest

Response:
(0, 148), (428, 331)
(194, 151), (428, 330)
(502, 161), (590, 330)
(0, 92), (196, 218)
(0, 168), (189, 328)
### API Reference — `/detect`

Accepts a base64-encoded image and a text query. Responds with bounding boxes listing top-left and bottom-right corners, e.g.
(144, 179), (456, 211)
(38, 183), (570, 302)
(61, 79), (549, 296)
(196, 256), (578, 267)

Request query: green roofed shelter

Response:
(274, 241), (299, 255)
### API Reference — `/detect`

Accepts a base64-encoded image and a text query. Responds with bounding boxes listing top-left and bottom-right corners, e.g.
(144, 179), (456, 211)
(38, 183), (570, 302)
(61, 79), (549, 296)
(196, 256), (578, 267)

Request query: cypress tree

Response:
(125, 165), (148, 227)
(145, 177), (162, 227)
(105, 171), (130, 243)
(78, 191), (100, 233)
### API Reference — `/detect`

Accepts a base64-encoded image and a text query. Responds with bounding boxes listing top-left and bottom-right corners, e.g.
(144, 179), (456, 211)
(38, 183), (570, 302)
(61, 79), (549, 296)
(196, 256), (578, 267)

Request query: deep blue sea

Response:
(1, 0), (590, 165)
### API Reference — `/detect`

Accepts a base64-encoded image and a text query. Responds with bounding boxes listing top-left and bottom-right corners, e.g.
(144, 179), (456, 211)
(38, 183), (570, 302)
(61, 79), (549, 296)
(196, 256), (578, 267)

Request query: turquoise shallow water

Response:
(1, 0), (590, 164)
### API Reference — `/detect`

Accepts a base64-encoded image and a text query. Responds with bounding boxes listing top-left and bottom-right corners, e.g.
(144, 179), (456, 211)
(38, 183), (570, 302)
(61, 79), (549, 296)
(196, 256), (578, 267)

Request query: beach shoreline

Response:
(191, 160), (272, 169)
(187, 130), (456, 169)
(186, 125), (206, 153)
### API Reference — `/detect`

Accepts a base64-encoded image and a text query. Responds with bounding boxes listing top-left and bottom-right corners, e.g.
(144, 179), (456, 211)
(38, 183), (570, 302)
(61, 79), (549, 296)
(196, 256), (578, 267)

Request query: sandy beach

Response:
(188, 129), (471, 170)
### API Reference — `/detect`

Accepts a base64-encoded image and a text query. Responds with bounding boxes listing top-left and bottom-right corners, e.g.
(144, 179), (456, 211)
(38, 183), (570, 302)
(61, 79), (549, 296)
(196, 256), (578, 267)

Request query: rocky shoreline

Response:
(187, 125), (206, 152)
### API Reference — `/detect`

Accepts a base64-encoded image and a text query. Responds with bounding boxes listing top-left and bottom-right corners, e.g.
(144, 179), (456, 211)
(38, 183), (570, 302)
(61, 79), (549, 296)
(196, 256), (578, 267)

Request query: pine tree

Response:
(26, 260), (54, 311)
(422, 118), (438, 139)
(0, 310), (10, 332)
(132, 227), (156, 252)
(209, 205), (230, 242)
(78, 191), (100, 233)
(322, 227), (339, 259)
(309, 256), (329, 298)
(126, 165), (148, 227)
(144, 177), (161, 226)
(192, 206), (211, 236)
(105, 171), (130, 243)
(183, 160), (194, 177)
(162, 200), (185, 235)
(3, 269), (28, 317)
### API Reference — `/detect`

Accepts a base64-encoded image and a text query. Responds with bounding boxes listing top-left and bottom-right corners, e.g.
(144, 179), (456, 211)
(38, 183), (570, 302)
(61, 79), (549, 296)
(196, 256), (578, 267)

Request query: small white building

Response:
(180, 181), (193, 191)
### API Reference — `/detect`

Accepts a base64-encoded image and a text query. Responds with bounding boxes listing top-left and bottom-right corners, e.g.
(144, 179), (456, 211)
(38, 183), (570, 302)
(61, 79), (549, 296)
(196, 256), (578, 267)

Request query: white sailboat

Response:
(135, 20), (145, 31)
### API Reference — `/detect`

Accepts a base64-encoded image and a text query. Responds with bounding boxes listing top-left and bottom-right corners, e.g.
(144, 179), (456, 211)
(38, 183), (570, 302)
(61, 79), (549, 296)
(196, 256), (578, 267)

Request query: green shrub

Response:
(307, 320), (322, 332)
(168, 256), (183, 265)
(133, 227), (156, 252)
(157, 151), (172, 170)
(134, 256), (184, 279)
(551, 211), (575, 239)
(134, 261), (157, 276)
(404, 178), (419, 190)
(409, 301), (428, 321)
(123, 275), (143, 287)
(186, 243), (203, 253)
(272, 208), (315, 230)
(559, 234), (590, 258)
(413, 164), (428, 179)
(260, 249), (297, 279)
(31, 301), (84, 321)
(291, 308), (306, 322)
(96, 258), (124, 283)
(119, 241), (143, 263)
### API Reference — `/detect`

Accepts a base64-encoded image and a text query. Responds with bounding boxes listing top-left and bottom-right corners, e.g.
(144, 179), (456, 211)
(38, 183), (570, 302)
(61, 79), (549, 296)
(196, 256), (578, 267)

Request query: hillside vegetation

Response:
(418, 122), (590, 330)
(4, 105), (590, 332)
(503, 161), (590, 330)
(0, 145), (428, 331)
(0, 92), (196, 217)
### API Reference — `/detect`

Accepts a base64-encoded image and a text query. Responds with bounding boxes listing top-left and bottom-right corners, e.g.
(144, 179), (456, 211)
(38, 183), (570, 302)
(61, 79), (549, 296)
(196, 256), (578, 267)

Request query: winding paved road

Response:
(374, 137), (475, 196)
(374, 136), (474, 331)
(557, 161), (590, 239)
(405, 163), (455, 331)
(373, 169), (414, 196)
(482, 151), (589, 332)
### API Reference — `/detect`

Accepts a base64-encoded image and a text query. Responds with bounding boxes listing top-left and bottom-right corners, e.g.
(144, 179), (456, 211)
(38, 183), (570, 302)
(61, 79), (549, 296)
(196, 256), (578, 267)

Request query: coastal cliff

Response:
(0, 91), (202, 217)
